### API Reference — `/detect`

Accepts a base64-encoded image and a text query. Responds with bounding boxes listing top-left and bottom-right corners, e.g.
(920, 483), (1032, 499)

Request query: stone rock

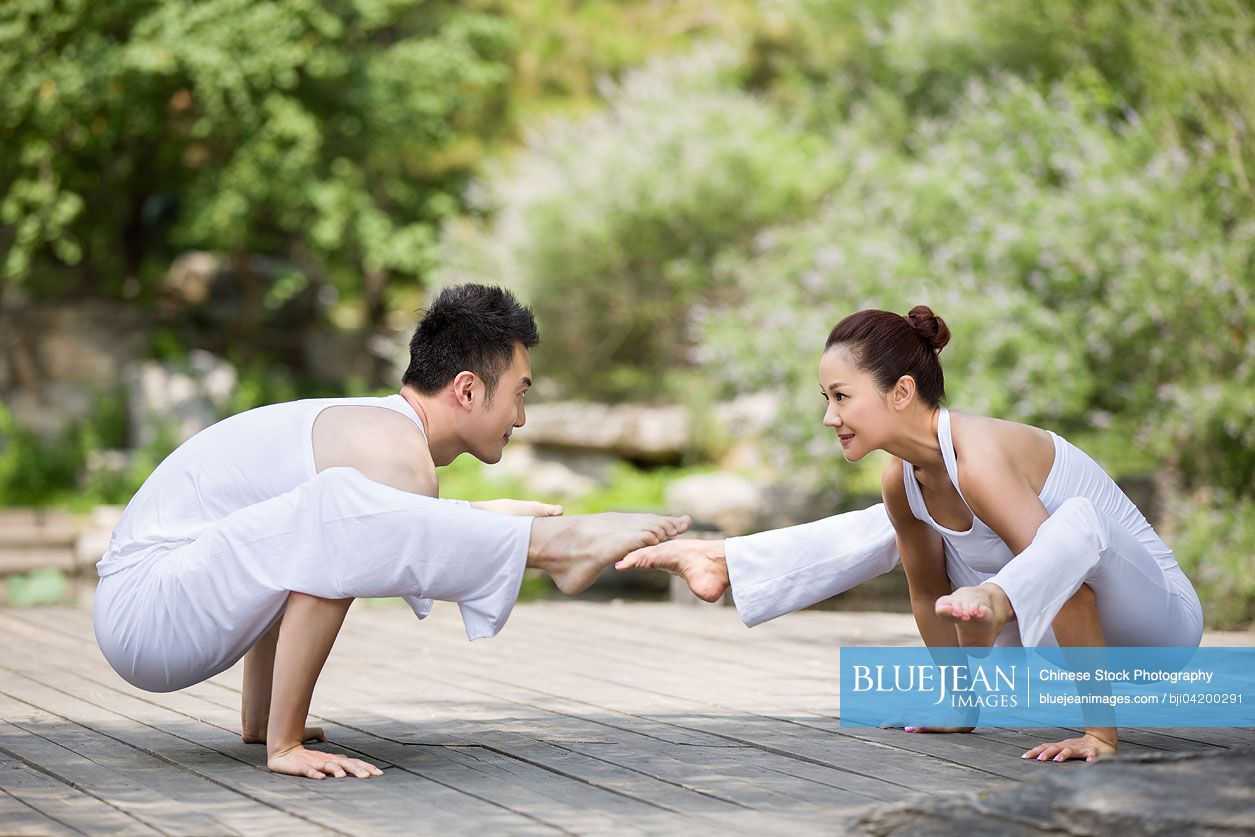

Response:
(75, 505), (123, 569)
(302, 328), (379, 384)
(514, 394), (780, 465)
(719, 392), (781, 438)
(516, 402), (691, 462)
(494, 443), (608, 499)
(664, 472), (766, 535)
(855, 746), (1255, 836)
(0, 301), (149, 438)
(126, 350), (237, 449)
(164, 251), (221, 306)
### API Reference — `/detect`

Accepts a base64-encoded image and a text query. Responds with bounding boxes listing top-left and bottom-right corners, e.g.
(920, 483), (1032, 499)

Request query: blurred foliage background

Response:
(1, 0), (1252, 625)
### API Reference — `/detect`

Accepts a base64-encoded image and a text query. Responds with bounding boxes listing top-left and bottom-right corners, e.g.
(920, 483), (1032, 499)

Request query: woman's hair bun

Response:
(905, 305), (950, 353)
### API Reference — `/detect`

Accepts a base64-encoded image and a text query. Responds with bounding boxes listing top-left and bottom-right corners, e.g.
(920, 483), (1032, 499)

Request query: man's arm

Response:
(243, 408), (438, 747)
(241, 618), (279, 742)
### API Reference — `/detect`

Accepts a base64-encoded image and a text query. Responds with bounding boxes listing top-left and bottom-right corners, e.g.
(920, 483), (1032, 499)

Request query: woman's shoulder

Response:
(948, 410), (1056, 493)
(879, 455), (920, 524)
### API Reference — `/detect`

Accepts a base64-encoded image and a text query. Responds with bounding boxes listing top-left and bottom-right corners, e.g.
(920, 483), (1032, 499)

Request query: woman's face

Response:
(818, 346), (893, 462)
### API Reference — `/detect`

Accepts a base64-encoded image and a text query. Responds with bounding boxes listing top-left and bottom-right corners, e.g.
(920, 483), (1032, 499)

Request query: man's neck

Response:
(397, 386), (465, 467)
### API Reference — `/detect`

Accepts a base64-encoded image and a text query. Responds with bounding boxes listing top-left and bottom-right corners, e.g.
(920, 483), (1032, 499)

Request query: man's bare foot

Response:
(529, 513), (692, 595)
(615, 539), (729, 602)
(935, 582), (1013, 647)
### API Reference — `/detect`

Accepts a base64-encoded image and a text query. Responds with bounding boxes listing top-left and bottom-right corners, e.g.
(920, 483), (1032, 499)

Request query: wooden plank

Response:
(308, 609), (1014, 798)
(343, 607), (1014, 794)
(0, 749), (158, 835)
(2, 608), (915, 825)
(0, 641), (561, 836)
(6, 599), (1250, 834)
(0, 786), (78, 836)
(0, 711), (236, 836)
(0, 616), (757, 835)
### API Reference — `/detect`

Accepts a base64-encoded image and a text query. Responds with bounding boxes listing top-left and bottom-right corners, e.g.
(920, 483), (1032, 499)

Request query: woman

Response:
(618, 306), (1203, 763)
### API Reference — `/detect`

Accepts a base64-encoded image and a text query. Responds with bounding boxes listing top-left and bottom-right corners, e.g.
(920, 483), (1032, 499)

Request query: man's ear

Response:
(892, 375), (917, 412)
(452, 371), (477, 410)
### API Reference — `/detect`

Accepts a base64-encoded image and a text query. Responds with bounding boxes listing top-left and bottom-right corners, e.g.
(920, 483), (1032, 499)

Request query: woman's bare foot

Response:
(935, 582), (1013, 647)
(528, 513), (692, 595)
(615, 539), (730, 602)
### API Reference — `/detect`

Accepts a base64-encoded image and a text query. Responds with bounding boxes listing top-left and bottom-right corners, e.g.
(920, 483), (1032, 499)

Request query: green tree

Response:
(0, 0), (518, 330)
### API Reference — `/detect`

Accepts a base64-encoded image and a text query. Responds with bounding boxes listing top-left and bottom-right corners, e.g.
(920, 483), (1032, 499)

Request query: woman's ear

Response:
(892, 375), (917, 412)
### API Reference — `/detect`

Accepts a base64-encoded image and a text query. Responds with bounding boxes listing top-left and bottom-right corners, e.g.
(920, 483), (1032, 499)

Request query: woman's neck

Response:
(881, 407), (946, 476)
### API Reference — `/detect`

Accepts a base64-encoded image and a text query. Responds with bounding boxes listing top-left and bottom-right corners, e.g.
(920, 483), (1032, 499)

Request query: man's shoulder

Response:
(311, 402), (435, 493)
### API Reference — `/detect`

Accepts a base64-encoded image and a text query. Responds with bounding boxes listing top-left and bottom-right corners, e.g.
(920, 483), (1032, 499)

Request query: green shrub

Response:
(1170, 492), (1255, 630)
(439, 46), (837, 400)
(702, 76), (1253, 497)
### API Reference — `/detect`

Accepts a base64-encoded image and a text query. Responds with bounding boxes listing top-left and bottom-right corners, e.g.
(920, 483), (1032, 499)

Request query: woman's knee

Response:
(1065, 581), (1098, 611)
(1051, 496), (1113, 553)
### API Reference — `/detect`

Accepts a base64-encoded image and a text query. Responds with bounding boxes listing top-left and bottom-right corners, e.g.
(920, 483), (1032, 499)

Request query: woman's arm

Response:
(880, 459), (956, 648)
(957, 434), (1118, 761)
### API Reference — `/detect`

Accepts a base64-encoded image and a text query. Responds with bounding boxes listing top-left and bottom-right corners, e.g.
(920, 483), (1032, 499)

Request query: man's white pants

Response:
(94, 467), (532, 693)
(724, 500), (1202, 649)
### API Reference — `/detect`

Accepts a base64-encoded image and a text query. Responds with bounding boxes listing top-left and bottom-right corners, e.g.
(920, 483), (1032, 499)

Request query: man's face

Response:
(470, 344), (531, 464)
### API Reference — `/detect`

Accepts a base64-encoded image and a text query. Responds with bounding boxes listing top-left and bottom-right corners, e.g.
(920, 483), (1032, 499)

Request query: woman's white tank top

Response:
(97, 393), (427, 577)
(901, 408), (1177, 581)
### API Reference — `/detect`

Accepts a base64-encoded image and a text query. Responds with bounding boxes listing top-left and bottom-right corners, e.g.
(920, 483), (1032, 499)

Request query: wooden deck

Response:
(0, 598), (1252, 835)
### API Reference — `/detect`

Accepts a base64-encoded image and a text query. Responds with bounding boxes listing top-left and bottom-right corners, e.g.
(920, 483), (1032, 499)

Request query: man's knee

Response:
(286, 590), (355, 611)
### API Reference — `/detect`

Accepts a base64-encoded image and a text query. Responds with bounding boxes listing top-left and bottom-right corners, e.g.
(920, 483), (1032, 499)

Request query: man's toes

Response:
(667, 515), (690, 536)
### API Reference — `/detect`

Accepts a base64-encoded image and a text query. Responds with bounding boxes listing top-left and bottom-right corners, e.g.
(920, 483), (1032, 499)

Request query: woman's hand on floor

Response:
(267, 744), (383, 779)
(1022, 731), (1117, 763)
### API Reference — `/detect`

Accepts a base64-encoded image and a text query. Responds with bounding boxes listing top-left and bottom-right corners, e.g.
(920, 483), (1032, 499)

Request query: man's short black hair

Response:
(402, 284), (539, 401)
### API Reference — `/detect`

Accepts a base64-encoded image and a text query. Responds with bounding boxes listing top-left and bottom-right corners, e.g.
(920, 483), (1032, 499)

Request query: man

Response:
(93, 284), (689, 780)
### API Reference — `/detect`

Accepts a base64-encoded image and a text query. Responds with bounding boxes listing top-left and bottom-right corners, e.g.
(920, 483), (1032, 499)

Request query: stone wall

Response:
(0, 300), (150, 439)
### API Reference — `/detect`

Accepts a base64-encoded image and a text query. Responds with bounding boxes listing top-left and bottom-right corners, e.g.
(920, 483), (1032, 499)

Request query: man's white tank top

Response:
(97, 394), (427, 577)
(902, 408), (1178, 583)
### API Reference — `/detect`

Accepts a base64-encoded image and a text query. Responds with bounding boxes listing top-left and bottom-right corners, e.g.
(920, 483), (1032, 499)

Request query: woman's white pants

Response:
(93, 467), (532, 693)
(724, 499), (1202, 649)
